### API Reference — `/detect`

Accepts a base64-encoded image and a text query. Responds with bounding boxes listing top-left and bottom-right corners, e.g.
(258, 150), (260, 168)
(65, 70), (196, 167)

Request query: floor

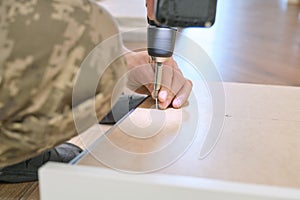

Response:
(186, 0), (300, 85)
(0, 0), (299, 199)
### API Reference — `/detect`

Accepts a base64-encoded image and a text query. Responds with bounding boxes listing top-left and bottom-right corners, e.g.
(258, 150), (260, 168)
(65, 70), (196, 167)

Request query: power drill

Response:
(147, 23), (176, 109)
(147, 0), (218, 109)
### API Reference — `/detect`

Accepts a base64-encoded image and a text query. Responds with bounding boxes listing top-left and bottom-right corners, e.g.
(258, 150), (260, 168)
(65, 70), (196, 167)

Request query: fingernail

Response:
(173, 98), (181, 108)
(159, 90), (168, 102)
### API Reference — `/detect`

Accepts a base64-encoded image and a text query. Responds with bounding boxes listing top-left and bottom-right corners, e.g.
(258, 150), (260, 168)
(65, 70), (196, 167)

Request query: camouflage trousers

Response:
(0, 0), (126, 167)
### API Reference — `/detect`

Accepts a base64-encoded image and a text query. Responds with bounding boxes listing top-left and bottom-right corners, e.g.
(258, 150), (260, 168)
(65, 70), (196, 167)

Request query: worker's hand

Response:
(125, 51), (193, 109)
(146, 0), (155, 20)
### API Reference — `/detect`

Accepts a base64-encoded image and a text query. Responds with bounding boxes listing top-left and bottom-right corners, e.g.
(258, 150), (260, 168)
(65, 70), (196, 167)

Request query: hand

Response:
(124, 51), (193, 109)
(146, 0), (155, 20)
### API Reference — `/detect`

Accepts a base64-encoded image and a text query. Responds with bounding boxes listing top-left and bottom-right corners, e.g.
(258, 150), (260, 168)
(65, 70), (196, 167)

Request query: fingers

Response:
(125, 51), (154, 95)
(157, 63), (173, 101)
(158, 79), (192, 109)
(158, 59), (192, 109)
(127, 65), (154, 95)
(172, 79), (193, 108)
(125, 51), (193, 108)
(158, 65), (185, 109)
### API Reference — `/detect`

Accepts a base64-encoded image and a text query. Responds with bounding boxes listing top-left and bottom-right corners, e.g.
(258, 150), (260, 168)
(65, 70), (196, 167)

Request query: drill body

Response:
(147, 0), (218, 108)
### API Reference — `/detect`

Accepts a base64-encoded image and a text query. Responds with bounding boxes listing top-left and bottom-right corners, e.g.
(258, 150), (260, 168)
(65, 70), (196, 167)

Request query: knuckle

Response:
(187, 79), (193, 88)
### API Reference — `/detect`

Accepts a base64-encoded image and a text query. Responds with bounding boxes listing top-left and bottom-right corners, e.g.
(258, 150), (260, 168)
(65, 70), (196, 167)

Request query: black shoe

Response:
(0, 143), (82, 183)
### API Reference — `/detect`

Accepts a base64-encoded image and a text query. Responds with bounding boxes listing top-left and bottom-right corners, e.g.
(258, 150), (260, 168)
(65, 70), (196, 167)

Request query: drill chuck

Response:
(147, 25), (177, 58)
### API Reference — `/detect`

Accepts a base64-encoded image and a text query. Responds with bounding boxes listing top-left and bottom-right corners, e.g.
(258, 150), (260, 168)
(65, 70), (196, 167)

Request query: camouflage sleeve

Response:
(0, 0), (126, 167)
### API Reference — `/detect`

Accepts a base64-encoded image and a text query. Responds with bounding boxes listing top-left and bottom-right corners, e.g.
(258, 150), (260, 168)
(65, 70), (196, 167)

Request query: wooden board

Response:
(76, 82), (300, 189)
(39, 162), (300, 200)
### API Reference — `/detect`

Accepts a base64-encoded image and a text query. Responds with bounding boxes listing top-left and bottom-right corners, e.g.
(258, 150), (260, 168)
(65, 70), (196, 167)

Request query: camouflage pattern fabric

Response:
(0, 0), (126, 167)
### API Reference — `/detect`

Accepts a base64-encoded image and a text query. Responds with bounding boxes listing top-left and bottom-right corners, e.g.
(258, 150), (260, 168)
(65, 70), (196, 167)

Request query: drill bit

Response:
(154, 62), (163, 109)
